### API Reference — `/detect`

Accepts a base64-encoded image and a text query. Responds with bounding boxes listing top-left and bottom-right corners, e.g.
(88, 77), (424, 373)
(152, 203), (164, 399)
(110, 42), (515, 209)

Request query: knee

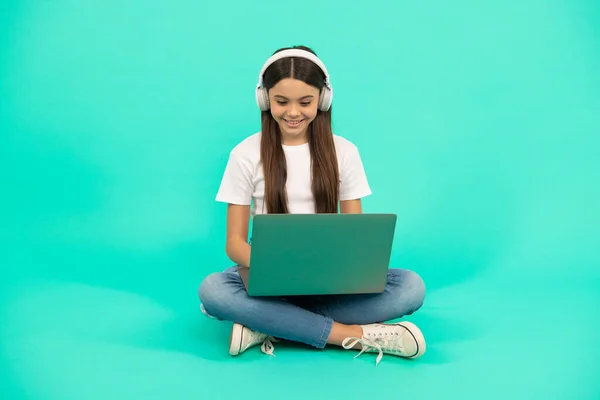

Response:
(408, 270), (426, 310)
(198, 272), (227, 313)
(390, 269), (426, 313)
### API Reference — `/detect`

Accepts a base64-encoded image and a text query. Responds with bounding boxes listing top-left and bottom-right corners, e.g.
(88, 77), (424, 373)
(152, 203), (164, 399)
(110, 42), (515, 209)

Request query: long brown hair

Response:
(260, 45), (339, 214)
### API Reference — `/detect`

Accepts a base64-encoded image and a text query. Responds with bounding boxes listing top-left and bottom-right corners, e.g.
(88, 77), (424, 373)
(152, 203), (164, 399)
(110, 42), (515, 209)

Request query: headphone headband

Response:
(255, 48), (333, 111)
(256, 49), (331, 88)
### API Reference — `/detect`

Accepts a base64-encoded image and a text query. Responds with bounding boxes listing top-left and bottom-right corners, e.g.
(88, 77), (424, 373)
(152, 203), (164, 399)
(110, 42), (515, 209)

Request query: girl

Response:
(198, 45), (426, 366)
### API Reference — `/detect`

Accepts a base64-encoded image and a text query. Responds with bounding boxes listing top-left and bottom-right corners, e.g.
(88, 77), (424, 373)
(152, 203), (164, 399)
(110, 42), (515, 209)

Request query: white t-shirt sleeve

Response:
(215, 151), (254, 205)
(339, 144), (372, 201)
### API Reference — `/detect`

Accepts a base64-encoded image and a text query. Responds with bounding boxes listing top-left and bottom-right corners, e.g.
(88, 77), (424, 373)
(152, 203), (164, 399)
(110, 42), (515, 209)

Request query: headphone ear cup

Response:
(319, 86), (333, 111)
(256, 87), (270, 111)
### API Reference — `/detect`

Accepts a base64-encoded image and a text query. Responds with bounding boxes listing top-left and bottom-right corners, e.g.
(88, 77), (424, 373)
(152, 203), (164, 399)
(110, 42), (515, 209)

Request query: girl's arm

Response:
(340, 199), (363, 214)
(225, 204), (252, 267)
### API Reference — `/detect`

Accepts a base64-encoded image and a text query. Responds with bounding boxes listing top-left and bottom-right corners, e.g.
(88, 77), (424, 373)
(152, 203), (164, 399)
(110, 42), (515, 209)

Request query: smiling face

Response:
(268, 78), (320, 145)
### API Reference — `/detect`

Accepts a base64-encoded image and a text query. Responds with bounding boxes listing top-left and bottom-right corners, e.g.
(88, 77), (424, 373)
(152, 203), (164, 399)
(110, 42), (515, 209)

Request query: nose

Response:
(287, 103), (300, 117)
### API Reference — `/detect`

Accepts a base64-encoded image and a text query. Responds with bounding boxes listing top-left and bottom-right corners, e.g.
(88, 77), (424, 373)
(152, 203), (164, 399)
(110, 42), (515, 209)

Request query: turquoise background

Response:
(1, 0), (599, 399)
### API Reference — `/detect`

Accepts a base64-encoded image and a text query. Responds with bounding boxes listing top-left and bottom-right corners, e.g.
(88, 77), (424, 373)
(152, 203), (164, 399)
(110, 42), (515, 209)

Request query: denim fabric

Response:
(198, 266), (425, 349)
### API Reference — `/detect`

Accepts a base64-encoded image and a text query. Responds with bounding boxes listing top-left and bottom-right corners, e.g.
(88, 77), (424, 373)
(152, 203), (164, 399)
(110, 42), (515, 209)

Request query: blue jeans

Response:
(198, 266), (426, 349)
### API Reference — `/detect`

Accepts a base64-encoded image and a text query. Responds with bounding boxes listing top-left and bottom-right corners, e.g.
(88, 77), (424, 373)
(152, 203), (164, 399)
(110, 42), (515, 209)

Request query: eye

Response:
(300, 102), (311, 106)
(276, 101), (287, 105)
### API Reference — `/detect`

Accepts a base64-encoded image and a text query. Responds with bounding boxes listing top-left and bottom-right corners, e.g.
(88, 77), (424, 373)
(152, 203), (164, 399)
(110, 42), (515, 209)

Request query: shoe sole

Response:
(229, 323), (244, 356)
(395, 321), (426, 358)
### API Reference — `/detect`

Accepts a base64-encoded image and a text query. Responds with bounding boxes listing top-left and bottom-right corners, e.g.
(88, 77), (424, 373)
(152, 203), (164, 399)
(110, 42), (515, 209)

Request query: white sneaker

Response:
(229, 323), (278, 357)
(342, 321), (426, 366)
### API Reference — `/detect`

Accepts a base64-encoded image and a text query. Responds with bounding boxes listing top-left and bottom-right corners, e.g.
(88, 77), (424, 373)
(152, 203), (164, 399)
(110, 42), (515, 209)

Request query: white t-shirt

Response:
(215, 132), (372, 217)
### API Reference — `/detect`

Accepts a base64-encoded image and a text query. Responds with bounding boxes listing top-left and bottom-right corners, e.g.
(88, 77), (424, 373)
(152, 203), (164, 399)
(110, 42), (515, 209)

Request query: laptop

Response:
(237, 213), (397, 296)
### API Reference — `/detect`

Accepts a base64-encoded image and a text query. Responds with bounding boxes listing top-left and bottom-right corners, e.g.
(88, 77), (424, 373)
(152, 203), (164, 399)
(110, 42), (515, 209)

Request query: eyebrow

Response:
(273, 94), (314, 100)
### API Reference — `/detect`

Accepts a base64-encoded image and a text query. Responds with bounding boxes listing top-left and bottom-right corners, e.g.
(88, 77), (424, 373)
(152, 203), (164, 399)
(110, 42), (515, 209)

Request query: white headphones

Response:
(255, 49), (333, 112)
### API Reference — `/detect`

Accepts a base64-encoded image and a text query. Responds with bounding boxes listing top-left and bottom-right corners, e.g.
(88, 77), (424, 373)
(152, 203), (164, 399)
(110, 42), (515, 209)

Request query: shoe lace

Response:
(260, 336), (279, 357)
(342, 330), (407, 366)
